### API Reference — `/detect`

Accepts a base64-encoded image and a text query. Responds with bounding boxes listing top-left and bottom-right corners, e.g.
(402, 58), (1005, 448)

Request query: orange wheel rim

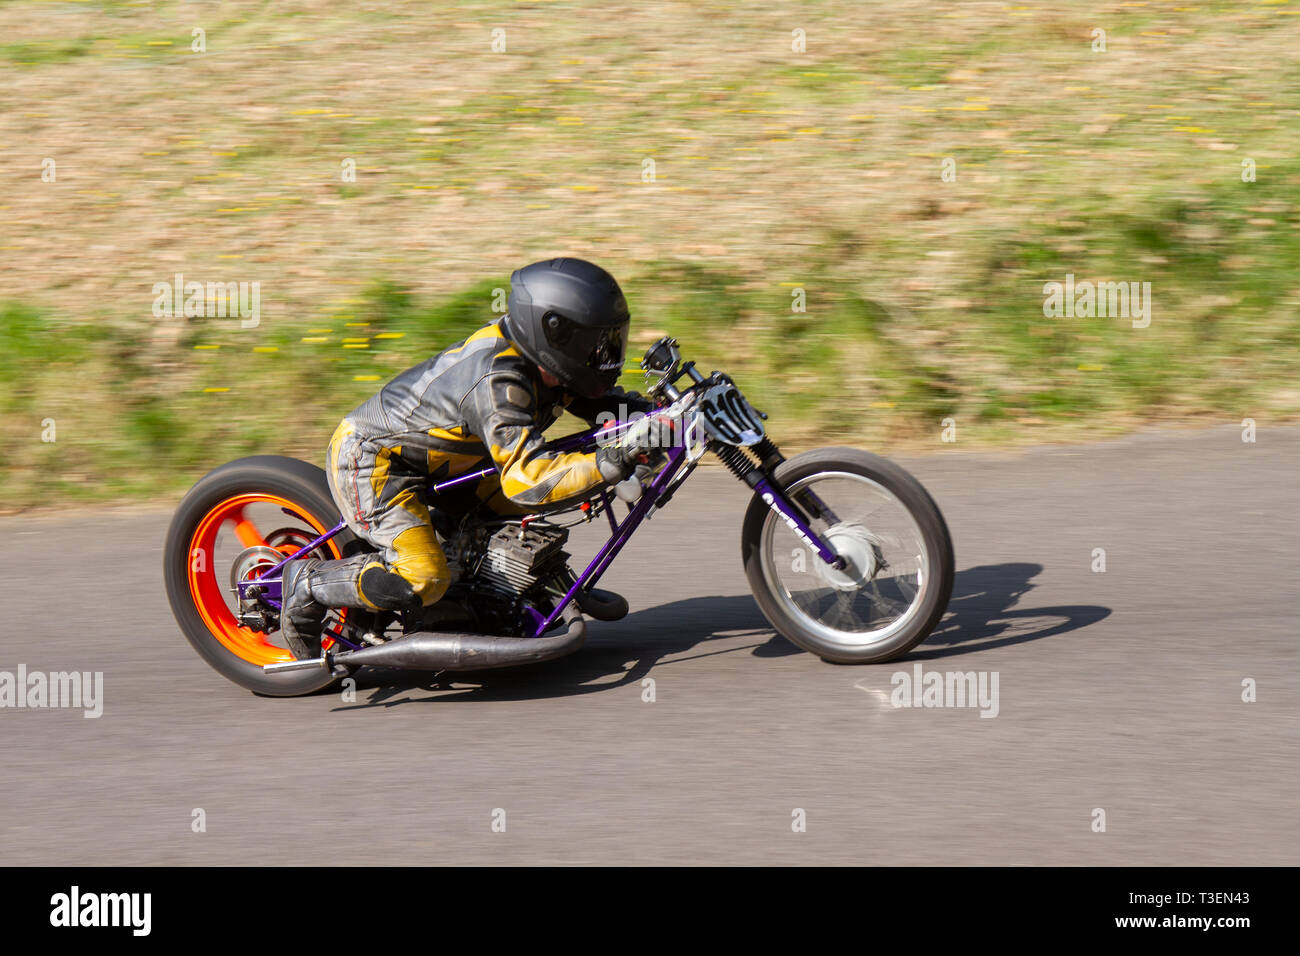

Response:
(186, 493), (344, 667)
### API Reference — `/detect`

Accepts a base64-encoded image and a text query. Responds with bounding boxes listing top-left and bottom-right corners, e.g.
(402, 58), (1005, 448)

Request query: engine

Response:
(442, 522), (572, 632)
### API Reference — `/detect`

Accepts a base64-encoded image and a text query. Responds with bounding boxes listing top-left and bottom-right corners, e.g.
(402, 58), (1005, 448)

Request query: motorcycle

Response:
(164, 336), (955, 696)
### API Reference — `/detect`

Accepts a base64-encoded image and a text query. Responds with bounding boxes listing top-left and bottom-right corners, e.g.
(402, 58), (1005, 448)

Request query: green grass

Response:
(3, 172), (1298, 507)
(1, 0), (1299, 508)
(3, 159), (1298, 509)
(0, 37), (94, 65)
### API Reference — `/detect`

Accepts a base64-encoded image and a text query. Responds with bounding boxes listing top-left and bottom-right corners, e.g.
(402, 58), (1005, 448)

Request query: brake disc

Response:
(229, 545), (285, 599)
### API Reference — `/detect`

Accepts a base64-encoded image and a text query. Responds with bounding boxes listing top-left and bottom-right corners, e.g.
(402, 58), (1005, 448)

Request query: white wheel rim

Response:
(760, 471), (931, 650)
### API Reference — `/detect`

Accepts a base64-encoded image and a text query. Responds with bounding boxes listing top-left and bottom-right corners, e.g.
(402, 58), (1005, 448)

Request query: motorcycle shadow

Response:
(907, 561), (1111, 660)
(334, 560), (1110, 708)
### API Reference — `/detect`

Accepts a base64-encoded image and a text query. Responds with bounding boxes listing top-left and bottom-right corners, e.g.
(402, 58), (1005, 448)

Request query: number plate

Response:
(697, 376), (765, 446)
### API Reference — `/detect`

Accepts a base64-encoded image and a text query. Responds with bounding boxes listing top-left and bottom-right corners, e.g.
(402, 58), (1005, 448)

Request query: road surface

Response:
(1, 425), (1295, 864)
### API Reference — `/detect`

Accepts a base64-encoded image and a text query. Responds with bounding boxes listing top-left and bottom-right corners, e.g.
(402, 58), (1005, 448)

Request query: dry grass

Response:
(1, 0), (1298, 506)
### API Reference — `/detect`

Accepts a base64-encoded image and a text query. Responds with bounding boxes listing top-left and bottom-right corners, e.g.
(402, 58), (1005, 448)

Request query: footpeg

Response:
(575, 587), (629, 621)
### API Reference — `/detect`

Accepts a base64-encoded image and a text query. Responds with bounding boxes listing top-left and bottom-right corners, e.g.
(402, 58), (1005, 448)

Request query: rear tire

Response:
(741, 447), (954, 664)
(164, 456), (359, 697)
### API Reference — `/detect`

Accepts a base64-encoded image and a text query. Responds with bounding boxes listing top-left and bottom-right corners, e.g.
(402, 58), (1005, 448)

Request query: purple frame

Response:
(243, 416), (840, 639)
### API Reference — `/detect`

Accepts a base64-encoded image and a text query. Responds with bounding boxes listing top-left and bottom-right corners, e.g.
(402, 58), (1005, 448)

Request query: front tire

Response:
(742, 447), (954, 664)
(164, 456), (358, 697)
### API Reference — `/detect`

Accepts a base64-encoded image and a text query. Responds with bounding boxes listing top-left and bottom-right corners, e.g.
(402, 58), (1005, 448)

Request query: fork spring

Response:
(713, 443), (755, 481)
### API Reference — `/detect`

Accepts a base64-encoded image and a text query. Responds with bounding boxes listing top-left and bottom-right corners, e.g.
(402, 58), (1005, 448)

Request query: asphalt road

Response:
(1, 425), (1295, 865)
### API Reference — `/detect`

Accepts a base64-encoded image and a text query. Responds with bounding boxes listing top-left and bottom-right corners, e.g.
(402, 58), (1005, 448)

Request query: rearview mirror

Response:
(641, 337), (681, 374)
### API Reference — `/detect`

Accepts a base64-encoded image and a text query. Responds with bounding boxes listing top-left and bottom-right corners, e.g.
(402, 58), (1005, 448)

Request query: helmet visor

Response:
(543, 313), (628, 377)
(587, 322), (627, 375)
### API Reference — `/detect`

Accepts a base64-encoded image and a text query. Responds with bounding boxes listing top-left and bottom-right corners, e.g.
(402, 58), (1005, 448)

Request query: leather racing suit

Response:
(320, 317), (649, 617)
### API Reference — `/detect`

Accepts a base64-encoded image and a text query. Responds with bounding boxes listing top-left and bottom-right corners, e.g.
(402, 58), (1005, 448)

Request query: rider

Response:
(279, 258), (667, 659)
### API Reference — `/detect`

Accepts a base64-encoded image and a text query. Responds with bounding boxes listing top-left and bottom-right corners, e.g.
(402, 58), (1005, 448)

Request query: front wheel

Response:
(742, 447), (954, 664)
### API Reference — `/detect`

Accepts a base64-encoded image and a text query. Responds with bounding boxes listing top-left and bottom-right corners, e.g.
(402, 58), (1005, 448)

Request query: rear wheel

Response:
(742, 447), (954, 664)
(164, 456), (363, 696)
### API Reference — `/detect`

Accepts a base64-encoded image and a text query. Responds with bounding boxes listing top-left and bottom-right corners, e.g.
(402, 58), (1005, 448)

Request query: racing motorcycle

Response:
(164, 337), (955, 696)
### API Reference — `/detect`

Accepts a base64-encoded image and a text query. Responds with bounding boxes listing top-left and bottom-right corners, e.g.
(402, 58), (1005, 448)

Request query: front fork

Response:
(712, 441), (846, 570)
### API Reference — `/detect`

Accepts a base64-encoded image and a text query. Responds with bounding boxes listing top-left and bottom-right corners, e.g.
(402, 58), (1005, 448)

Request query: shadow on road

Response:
(911, 561), (1111, 660)
(334, 561), (1109, 709)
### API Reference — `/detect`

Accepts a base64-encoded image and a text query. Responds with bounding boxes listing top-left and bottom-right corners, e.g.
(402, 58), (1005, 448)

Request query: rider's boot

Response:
(280, 554), (372, 660)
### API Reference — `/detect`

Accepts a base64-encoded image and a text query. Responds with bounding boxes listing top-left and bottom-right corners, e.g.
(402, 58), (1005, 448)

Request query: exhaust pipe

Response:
(321, 607), (586, 672)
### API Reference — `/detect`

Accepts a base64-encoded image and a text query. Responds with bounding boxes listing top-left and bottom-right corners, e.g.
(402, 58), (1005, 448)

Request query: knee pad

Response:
(385, 526), (451, 607)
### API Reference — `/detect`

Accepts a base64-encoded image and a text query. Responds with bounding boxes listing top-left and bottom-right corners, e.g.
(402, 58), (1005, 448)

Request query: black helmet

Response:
(504, 258), (630, 399)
